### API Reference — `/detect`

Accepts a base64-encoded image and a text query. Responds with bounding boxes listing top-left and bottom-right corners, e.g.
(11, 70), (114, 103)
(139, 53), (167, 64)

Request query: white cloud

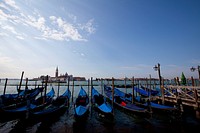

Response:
(68, 13), (77, 22)
(0, 32), (8, 36)
(191, 59), (200, 65)
(34, 36), (47, 41)
(84, 19), (96, 34)
(0, 3), (11, 11)
(120, 66), (140, 70)
(49, 16), (56, 21)
(166, 64), (178, 67)
(4, 0), (20, 10)
(16, 35), (24, 40)
(0, 9), (19, 21)
(81, 53), (85, 56)
(24, 15), (46, 31)
(44, 32), (65, 41)
(57, 17), (64, 27)
(0, 0), (96, 42)
(48, 16), (87, 41)
(79, 19), (96, 35)
(62, 22), (86, 41)
(2, 25), (17, 34)
(0, 56), (12, 64)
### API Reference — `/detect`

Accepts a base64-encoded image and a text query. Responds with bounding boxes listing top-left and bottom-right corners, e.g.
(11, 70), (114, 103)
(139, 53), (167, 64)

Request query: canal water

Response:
(0, 79), (200, 133)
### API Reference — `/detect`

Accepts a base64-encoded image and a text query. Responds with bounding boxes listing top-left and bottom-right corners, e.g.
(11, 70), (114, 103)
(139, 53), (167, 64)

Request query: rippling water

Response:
(1, 101), (200, 133)
(0, 80), (200, 133)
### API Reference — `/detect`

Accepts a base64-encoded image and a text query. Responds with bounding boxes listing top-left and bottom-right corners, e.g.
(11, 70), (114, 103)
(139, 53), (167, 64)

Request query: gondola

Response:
(1, 88), (55, 119)
(74, 87), (89, 120)
(140, 85), (159, 96)
(0, 87), (44, 108)
(114, 87), (178, 115)
(30, 87), (71, 118)
(91, 87), (113, 119)
(104, 85), (150, 118)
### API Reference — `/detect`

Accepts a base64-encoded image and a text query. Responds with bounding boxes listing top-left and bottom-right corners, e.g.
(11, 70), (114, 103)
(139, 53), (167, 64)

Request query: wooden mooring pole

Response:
(34, 81), (37, 88)
(90, 77), (93, 102)
(112, 77), (114, 115)
(194, 77), (200, 119)
(149, 74), (151, 100)
(88, 79), (90, 98)
(3, 78), (8, 95)
(101, 78), (103, 95)
(57, 81), (60, 97)
(18, 71), (24, 93)
(67, 78), (70, 94)
(161, 77), (165, 104)
(71, 79), (74, 103)
(25, 78), (28, 90)
(43, 75), (48, 103)
(132, 76), (134, 104)
(125, 77), (127, 94)
(90, 77), (93, 117)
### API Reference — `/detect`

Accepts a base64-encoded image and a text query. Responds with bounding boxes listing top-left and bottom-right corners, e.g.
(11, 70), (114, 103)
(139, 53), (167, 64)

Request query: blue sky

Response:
(0, 0), (200, 79)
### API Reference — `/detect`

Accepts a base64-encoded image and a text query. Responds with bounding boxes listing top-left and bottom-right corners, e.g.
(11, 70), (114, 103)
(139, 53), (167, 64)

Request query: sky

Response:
(0, 0), (200, 80)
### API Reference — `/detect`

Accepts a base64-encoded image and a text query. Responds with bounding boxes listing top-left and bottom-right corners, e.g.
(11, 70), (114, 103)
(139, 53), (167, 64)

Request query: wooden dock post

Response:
(149, 74), (152, 100)
(3, 78), (8, 95)
(90, 77), (93, 117)
(145, 77), (148, 94)
(18, 71), (24, 93)
(153, 63), (164, 104)
(174, 77), (177, 85)
(88, 79), (90, 98)
(176, 77), (180, 86)
(191, 76), (195, 86)
(71, 79), (74, 103)
(101, 78), (103, 95)
(194, 86), (200, 119)
(125, 77), (127, 94)
(67, 78), (70, 94)
(136, 80), (139, 97)
(90, 77), (93, 104)
(25, 78), (28, 90)
(132, 76), (134, 104)
(43, 75), (48, 103)
(153, 79), (156, 90)
(57, 81), (60, 97)
(146, 77), (148, 91)
(34, 81), (37, 88)
(67, 78), (70, 107)
(161, 77), (165, 104)
(112, 77), (114, 115)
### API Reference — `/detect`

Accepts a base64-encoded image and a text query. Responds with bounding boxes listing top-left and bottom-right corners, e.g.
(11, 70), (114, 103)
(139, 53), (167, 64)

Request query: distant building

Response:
(48, 67), (69, 82)
(37, 66), (86, 82)
(73, 77), (86, 81)
(55, 66), (58, 78)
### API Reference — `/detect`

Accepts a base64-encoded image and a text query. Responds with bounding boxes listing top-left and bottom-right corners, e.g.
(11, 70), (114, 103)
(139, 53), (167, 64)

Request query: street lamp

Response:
(190, 65), (200, 81)
(153, 63), (162, 87)
(153, 63), (164, 104)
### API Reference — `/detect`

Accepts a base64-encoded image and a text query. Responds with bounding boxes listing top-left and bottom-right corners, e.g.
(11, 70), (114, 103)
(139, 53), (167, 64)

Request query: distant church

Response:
(48, 66), (85, 82)
(55, 66), (59, 78)
(48, 66), (72, 82)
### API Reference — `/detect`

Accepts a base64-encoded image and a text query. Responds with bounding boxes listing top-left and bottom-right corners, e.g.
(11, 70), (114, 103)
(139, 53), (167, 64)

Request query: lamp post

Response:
(190, 66), (200, 79)
(190, 65), (200, 85)
(153, 63), (164, 104)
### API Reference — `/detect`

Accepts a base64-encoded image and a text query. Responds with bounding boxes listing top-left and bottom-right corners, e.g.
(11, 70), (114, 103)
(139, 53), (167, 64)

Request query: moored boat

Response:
(92, 87), (113, 119)
(0, 87), (44, 108)
(30, 87), (71, 118)
(74, 87), (89, 120)
(1, 87), (55, 119)
(104, 85), (150, 118)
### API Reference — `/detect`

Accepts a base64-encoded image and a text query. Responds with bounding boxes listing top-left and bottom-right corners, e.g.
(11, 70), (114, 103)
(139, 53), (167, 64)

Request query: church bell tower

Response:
(55, 66), (58, 78)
